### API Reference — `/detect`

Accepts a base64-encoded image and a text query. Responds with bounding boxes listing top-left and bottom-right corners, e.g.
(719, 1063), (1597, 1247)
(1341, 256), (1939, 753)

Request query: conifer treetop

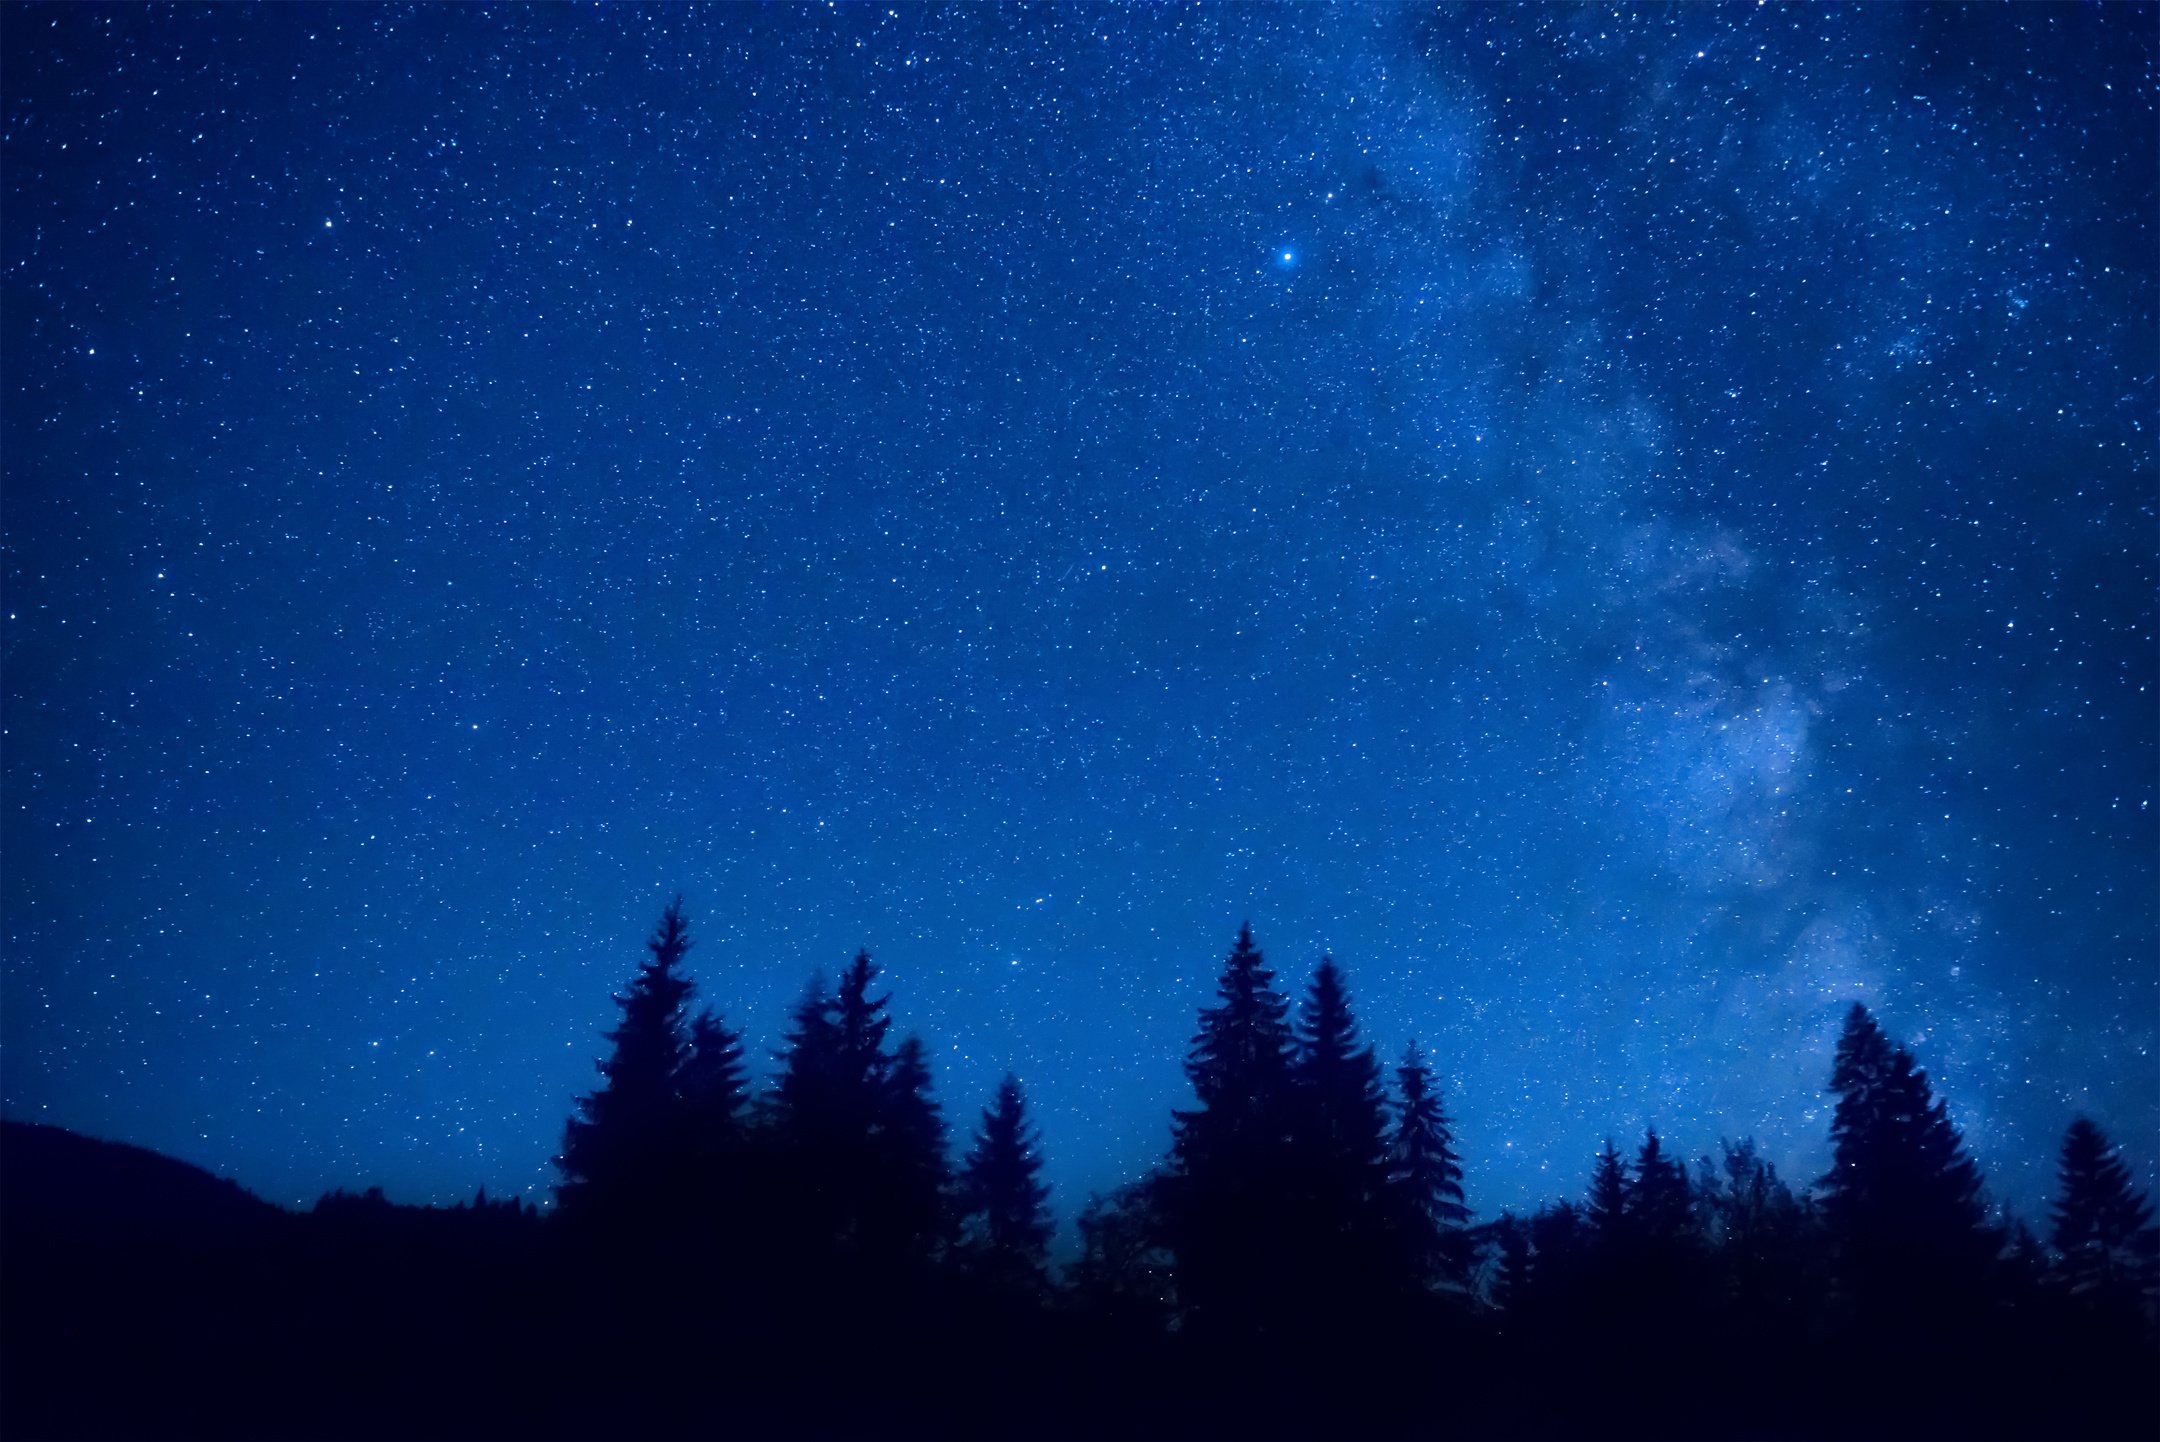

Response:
(2051, 1116), (2157, 1298)
(1180, 923), (1294, 1120)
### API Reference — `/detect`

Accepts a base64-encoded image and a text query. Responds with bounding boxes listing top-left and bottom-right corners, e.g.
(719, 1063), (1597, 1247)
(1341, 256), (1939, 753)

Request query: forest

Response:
(3, 901), (2155, 1441)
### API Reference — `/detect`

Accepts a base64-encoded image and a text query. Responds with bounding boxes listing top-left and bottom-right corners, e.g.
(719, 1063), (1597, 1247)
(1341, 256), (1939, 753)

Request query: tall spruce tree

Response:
(1285, 958), (1393, 1310)
(681, 1008), (748, 1134)
(677, 1005), (749, 1226)
(1628, 1128), (1694, 1247)
(771, 966), (865, 1256)
(876, 1032), (950, 1260)
(1291, 959), (1390, 1193)
(957, 1074), (1054, 1286)
(2050, 1117), (2158, 1312)
(834, 949), (894, 1099)
(557, 898), (699, 1213)
(769, 951), (948, 1270)
(1587, 1138), (1631, 1238)
(1820, 1003), (1989, 1289)
(1623, 1127), (1702, 1316)
(1390, 1041), (1470, 1289)
(773, 973), (841, 1128)
(1164, 922), (1297, 1332)
(772, 953), (893, 1146)
(1174, 922), (1296, 1164)
(1487, 1212), (1534, 1314)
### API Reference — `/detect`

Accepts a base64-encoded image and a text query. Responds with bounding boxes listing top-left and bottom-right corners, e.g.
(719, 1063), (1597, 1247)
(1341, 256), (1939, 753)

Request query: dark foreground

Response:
(3, 1122), (2153, 1442)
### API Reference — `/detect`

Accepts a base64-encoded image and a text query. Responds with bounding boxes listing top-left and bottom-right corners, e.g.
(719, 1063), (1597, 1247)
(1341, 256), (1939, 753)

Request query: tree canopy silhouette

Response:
(2051, 1117), (2158, 1317)
(1161, 922), (1299, 1336)
(1389, 1041), (1471, 1291)
(1285, 956), (1395, 1314)
(556, 897), (699, 1217)
(10, 912), (2158, 1442)
(1820, 1003), (1990, 1296)
(957, 1074), (1053, 1290)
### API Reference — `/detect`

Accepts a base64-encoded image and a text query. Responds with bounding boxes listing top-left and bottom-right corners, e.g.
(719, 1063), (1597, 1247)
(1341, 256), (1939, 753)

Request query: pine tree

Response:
(1162, 923), (1297, 1332)
(875, 1032), (950, 1260)
(556, 898), (699, 1213)
(1281, 958), (1394, 1313)
(957, 1074), (1053, 1287)
(1587, 1138), (1631, 1237)
(1628, 1128), (1693, 1247)
(676, 1005), (749, 1230)
(772, 953), (893, 1148)
(1293, 961), (1389, 1172)
(1390, 1041), (1470, 1289)
(1174, 922), (1295, 1165)
(1526, 1200), (1592, 1303)
(772, 972), (842, 1134)
(835, 949), (894, 1100)
(2050, 1117), (2158, 1312)
(770, 951), (948, 1270)
(1820, 1002), (1989, 1290)
(681, 1008), (748, 1134)
(770, 968), (863, 1255)
(1487, 1212), (1533, 1314)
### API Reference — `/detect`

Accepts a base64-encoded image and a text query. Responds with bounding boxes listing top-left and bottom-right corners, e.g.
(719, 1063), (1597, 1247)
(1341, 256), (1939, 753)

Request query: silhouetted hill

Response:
(2, 1123), (557, 1441)
(2, 1119), (283, 1238)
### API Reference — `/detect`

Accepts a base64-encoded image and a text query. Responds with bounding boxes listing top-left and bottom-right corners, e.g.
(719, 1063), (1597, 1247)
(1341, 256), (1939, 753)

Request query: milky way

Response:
(4, 5), (2152, 1224)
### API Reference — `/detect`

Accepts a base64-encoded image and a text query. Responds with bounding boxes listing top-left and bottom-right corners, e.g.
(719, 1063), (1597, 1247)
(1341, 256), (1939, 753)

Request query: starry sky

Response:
(4, 4), (2154, 1224)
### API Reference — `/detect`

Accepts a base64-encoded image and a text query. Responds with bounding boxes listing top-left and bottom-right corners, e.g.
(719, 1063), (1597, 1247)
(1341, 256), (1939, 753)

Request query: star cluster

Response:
(3, 5), (2152, 1219)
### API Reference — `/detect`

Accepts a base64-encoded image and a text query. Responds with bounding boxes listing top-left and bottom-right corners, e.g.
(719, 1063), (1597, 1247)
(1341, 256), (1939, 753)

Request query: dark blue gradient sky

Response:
(4, 4), (2153, 1225)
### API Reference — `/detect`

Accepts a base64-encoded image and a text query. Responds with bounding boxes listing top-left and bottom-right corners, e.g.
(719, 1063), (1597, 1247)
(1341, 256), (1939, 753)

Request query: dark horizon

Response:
(4, 4), (2154, 1235)
(3, 905), (2149, 1244)
(4, 913), (2154, 1441)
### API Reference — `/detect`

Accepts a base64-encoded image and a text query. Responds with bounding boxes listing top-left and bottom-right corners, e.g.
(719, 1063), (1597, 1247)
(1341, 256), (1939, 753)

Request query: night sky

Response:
(4, 4), (2153, 1227)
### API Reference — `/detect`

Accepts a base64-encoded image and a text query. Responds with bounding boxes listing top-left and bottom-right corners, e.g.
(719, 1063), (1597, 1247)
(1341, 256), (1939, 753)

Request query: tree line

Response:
(4, 899), (2154, 1440)
(535, 900), (2156, 1439)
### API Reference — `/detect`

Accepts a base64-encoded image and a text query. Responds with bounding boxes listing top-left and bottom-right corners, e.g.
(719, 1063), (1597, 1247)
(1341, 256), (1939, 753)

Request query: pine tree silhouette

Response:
(773, 955), (895, 1148)
(1524, 1199), (1592, 1308)
(957, 1075), (1053, 1288)
(676, 1006), (749, 1233)
(875, 1032), (950, 1261)
(556, 898), (698, 1215)
(1587, 1137), (1631, 1238)
(1389, 1041), (1470, 1290)
(835, 950), (895, 1096)
(1820, 1002), (1990, 1297)
(1174, 922), (1295, 1161)
(1162, 922), (1296, 1334)
(1292, 960), (1390, 1180)
(1282, 957), (1394, 1314)
(1487, 1212), (1534, 1314)
(1620, 1127), (1702, 1321)
(769, 968), (859, 1254)
(1627, 1128), (1693, 1247)
(773, 972), (842, 1130)
(2050, 1117), (2158, 1314)
(682, 1008), (748, 1133)
(769, 951), (947, 1274)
